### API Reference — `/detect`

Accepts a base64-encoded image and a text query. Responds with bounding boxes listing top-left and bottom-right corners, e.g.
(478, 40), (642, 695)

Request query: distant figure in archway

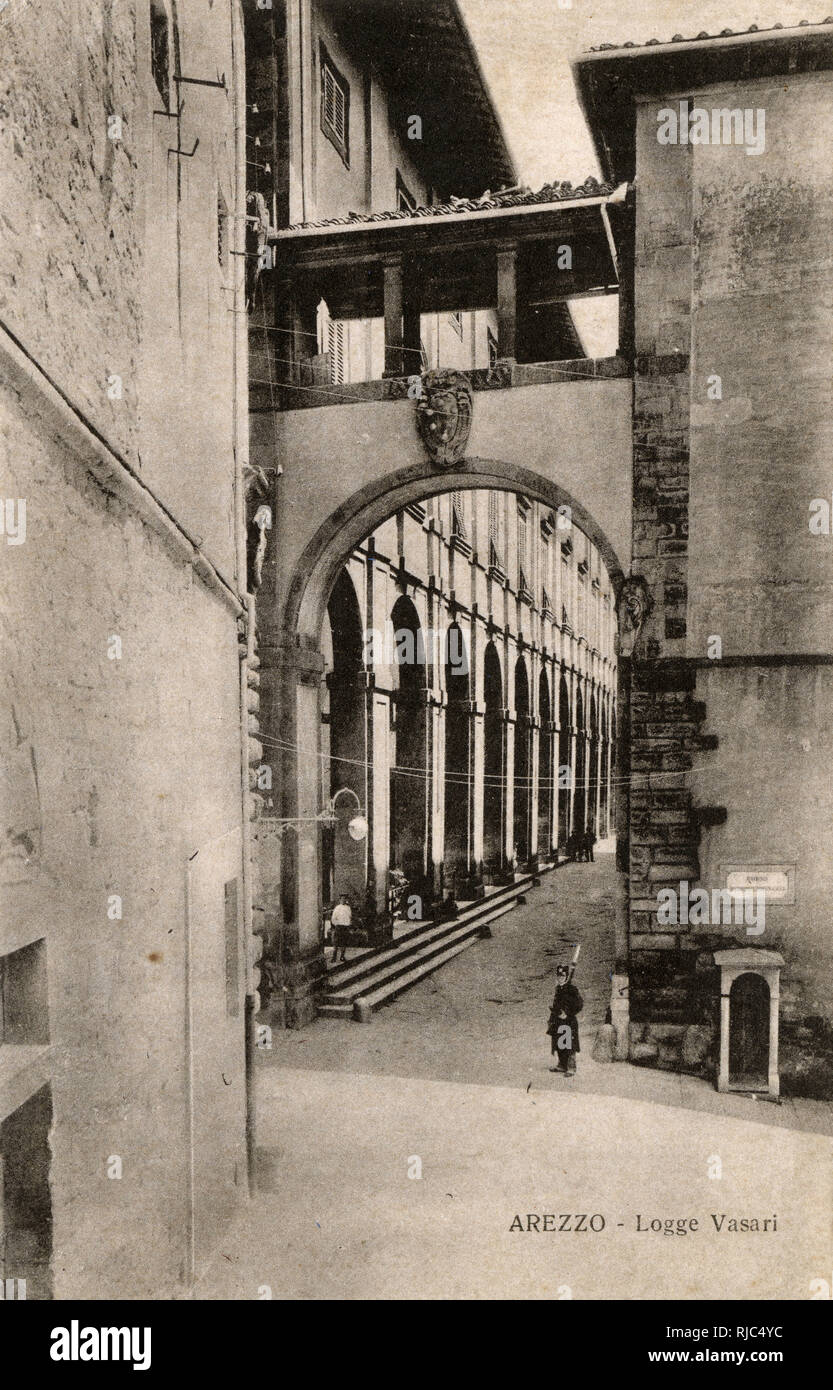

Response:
(330, 895), (352, 964)
(583, 824), (597, 863)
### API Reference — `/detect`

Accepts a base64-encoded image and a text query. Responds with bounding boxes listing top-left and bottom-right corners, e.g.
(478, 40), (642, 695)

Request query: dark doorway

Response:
(483, 642), (505, 881)
(513, 658), (531, 867)
(729, 973), (770, 1086)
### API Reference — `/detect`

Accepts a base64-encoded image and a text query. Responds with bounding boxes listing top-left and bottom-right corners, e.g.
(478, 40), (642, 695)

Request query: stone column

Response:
(613, 659), (631, 974)
(295, 673), (323, 955)
(429, 691), (444, 911)
(582, 677), (592, 835)
(528, 716), (540, 875)
(261, 638), (328, 1031)
(548, 718), (559, 858)
(471, 700), (486, 888)
(593, 700), (603, 835)
(503, 708), (516, 873)
(568, 670), (578, 838)
(368, 688), (392, 924)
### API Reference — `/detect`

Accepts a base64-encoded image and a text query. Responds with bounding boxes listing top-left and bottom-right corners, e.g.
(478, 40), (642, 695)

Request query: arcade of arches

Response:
(315, 487), (617, 934)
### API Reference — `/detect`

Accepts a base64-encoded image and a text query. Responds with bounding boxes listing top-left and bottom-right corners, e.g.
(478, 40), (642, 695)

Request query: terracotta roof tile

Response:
(288, 177), (615, 232)
(587, 17), (833, 52)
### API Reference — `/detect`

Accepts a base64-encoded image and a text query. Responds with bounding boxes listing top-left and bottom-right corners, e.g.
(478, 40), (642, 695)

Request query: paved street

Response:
(260, 854), (832, 1135)
(196, 854), (833, 1300)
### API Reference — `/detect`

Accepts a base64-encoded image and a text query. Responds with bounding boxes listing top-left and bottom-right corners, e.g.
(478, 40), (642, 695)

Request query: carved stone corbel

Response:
(615, 575), (653, 658)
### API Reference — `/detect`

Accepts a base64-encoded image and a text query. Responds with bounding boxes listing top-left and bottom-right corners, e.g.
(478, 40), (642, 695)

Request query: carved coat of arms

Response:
(416, 369), (473, 468)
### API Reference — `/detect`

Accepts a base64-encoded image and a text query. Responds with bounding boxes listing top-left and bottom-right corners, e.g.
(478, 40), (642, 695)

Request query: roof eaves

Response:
(578, 17), (833, 58)
(280, 179), (617, 237)
(449, 0), (519, 186)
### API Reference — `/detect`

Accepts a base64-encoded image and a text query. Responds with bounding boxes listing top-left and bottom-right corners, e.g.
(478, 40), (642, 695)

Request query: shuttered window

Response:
(488, 493), (502, 568)
(328, 320), (346, 385)
(320, 45), (349, 165)
(451, 491), (466, 539)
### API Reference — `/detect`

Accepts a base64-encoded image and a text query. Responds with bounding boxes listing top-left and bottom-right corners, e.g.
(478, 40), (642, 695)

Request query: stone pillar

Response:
(262, 639), (328, 1031)
(582, 678), (592, 835)
(471, 700), (486, 886)
(613, 656), (631, 973)
(605, 725), (615, 839)
(428, 691), (444, 910)
(548, 719), (559, 858)
(295, 674), (322, 954)
(503, 708), (516, 872)
(368, 688), (392, 923)
(528, 716), (540, 874)
(593, 708), (603, 834)
(568, 671), (578, 838)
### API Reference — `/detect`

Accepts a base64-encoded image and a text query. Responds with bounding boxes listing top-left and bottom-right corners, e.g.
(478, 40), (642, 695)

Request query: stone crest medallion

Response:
(416, 369), (474, 468)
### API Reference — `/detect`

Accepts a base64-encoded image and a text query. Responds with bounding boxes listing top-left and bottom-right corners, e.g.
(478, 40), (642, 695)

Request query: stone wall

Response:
(627, 72), (833, 1093)
(0, 0), (251, 1293)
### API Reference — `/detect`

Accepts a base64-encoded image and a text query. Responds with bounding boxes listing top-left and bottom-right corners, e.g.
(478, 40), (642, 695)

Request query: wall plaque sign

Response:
(721, 864), (795, 904)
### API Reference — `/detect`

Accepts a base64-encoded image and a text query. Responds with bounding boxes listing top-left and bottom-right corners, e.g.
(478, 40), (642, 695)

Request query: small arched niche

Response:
(713, 950), (785, 1097)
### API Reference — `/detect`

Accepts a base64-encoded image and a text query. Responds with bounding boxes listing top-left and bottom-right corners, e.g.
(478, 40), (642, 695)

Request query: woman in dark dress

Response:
(547, 964), (584, 1075)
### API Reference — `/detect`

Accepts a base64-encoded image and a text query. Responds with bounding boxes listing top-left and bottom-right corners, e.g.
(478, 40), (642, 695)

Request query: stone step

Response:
(319, 904), (518, 1021)
(317, 877), (534, 1021)
(323, 916), (492, 1005)
(323, 874), (534, 994)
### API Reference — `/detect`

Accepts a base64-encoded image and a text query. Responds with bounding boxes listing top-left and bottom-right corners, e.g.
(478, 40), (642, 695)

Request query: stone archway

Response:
(286, 460), (625, 649)
(262, 460), (626, 1026)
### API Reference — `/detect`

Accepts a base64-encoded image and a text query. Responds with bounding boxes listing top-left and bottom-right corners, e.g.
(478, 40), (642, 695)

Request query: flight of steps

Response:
(317, 873), (535, 1021)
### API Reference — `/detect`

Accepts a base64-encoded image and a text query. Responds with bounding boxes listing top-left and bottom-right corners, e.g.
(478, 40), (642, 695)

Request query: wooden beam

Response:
(496, 243), (518, 361)
(383, 256), (404, 377)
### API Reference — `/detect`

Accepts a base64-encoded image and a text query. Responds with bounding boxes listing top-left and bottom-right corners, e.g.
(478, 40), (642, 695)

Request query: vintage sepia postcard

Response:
(1, 0), (831, 1357)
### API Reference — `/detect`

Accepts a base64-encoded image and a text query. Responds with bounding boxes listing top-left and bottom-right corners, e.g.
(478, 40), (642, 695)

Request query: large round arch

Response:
(285, 458), (626, 647)
(271, 460), (624, 974)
